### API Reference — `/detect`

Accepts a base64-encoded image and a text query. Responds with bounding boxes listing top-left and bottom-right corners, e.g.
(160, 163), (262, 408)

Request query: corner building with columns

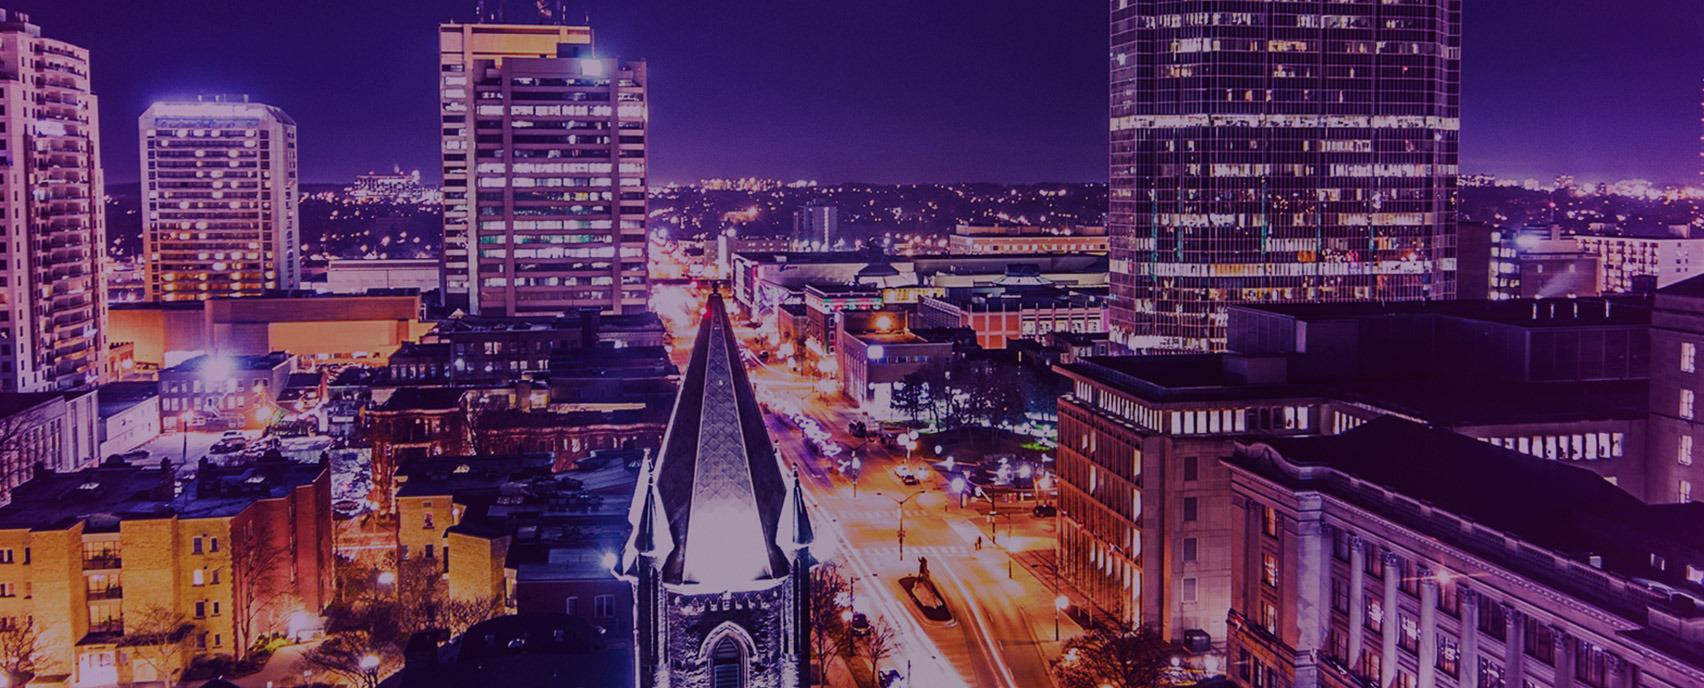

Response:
(1223, 418), (1704, 688)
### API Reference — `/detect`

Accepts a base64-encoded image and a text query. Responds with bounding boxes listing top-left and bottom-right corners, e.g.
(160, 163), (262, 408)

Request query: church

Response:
(620, 292), (817, 688)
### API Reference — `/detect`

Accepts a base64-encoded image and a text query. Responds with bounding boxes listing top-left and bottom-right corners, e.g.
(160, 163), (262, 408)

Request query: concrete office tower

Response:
(1108, 0), (1461, 351)
(0, 9), (107, 391)
(438, 22), (650, 316)
(140, 96), (300, 302)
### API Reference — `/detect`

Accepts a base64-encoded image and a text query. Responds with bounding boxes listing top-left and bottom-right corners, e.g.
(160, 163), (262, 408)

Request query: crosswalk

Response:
(843, 544), (979, 559)
(816, 508), (935, 522)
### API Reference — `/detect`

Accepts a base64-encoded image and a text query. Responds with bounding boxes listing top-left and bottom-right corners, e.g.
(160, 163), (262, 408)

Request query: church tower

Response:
(621, 292), (815, 688)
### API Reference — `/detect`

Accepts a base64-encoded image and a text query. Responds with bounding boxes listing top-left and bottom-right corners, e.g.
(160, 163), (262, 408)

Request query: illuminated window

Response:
(1681, 435), (1694, 467)
(1683, 390), (1696, 420)
(1683, 342), (1697, 373)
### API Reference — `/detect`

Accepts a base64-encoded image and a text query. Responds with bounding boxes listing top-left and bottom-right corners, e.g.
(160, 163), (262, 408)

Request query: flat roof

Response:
(1059, 355), (1332, 403)
(1235, 296), (1650, 329)
(1238, 418), (1704, 617)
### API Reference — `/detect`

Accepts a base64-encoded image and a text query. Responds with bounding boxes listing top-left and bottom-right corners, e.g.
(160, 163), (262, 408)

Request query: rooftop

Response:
(0, 392), (71, 420)
(1236, 296), (1650, 329)
(374, 387), (466, 412)
(97, 382), (159, 419)
(162, 352), (292, 375)
(1235, 418), (1704, 617)
(0, 454), (326, 529)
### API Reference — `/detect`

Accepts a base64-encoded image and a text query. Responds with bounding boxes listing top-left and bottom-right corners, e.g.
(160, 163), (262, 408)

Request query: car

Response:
(221, 430), (246, 440)
(209, 440), (245, 455)
(850, 612), (872, 638)
(900, 474), (920, 486)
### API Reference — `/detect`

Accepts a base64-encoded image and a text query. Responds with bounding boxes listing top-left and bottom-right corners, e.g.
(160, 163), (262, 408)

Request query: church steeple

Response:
(624, 291), (814, 688)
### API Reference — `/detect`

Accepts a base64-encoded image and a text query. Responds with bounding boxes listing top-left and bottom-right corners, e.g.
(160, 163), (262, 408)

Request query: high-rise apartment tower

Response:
(141, 96), (300, 302)
(0, 9), (107, 391)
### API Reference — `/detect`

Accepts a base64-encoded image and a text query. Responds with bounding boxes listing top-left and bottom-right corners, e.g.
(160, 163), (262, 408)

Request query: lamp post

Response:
(1054, 594), (1069, 641)
(358, 654), (381, 688)
(878, 489), (928, 562)
(849, 455), (862, 499)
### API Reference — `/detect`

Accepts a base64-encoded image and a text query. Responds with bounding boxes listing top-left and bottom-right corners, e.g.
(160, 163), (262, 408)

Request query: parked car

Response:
(850, 612), (872, 638)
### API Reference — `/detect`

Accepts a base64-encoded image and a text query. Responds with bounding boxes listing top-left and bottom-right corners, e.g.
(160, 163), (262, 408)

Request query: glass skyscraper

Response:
(1108, 0), (1461, 351)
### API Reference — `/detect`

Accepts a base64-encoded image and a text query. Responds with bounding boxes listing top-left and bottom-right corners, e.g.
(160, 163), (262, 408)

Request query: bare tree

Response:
(0, 616), (44, 688)
(302, 629), (390, 688)
(441, 594), (505, 637)
(859, 617), (898, 680)
(122, 605), (195, 687)
(231, 519), (298, 659)
(807, 564), (850, 683)
(0, 405), (51, 496)
(1051, 622), (1172, 688)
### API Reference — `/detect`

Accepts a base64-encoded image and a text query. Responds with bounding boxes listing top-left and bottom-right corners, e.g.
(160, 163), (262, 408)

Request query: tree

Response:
(302, 629), (391, 688)
(858, 617), (898, 680)
(890, 375), (928, 427)
(807, 564), (850, 683)
(0, 404), (51, 494)
(0, 616), (44, 688)
(122, 605), (195, 687)
(1051, 622), (1173, 688)
(231, 519), (298, 659)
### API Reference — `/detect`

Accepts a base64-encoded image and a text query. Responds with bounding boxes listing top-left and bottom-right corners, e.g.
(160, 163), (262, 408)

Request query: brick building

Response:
(0, 454), (331, 686)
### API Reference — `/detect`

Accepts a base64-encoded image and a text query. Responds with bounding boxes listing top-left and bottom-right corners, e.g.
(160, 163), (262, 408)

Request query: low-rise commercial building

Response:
(0, 454), (332, 686)
(0, 391), (100, 503)
(96, 382), (160, 459)
(916, 283), (1107, 349)
(321, 258), (441, 295)
(947, 224), (1108, 255)
(158, 352), (295, 432)
(110, 292), (431, 370)
(835, 311), (958, 420)
(1225, 418), (1704, 688)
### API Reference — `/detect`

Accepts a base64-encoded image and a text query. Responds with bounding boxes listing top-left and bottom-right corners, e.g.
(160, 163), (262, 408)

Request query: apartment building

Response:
(140, 96), (300, 301)
(0, 455), (332, 686)
(0, 10), (107, 391)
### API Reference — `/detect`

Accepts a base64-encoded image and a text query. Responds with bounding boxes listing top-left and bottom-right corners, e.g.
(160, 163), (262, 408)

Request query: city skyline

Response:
(7, 0), (1703, 186)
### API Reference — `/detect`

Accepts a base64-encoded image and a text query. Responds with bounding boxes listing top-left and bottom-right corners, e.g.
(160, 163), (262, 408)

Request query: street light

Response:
(358, 654), (381, 688)
(1054, 594), (1069, 641)
(877, 489), (928, 562)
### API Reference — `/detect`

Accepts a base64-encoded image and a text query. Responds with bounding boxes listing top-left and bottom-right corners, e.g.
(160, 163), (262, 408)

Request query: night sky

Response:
(10, 0), (1704, 185)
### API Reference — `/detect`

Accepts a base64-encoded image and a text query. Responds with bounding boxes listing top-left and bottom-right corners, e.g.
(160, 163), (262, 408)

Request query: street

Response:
(658, 285), (1078, 688)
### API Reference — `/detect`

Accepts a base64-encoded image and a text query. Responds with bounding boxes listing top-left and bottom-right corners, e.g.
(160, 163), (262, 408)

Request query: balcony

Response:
(85, 586), (122, 600)
(81, 554), (121, 571)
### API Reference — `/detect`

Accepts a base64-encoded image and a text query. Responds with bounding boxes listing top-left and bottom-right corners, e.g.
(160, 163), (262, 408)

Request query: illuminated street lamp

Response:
(878, 489), (928, 562)
(358, 654), (381, 688)
(1054, 594), (1069, 640)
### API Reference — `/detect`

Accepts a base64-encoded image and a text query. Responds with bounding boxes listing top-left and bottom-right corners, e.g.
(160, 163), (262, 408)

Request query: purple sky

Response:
(10, 0), (1704, 185)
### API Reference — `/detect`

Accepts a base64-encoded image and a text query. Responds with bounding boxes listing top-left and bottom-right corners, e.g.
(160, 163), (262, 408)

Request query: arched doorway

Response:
(711, 635), (744, 688)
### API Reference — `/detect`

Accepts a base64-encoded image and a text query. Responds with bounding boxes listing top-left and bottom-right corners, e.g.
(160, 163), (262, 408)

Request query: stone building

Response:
(1224, 418), (1703, 688)
(620, 294), (815, 688)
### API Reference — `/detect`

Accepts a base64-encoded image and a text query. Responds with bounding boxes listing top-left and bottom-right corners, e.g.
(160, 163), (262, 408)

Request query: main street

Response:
(655, 284), (1078, 688)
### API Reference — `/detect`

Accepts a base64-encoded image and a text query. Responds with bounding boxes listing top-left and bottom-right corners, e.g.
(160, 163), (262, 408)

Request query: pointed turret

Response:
(778, 467), (815, 555)
(637, 291), (792, 587)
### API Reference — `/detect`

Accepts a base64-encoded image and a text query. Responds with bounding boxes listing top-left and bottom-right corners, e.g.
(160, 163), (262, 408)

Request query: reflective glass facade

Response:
(1109, 0), (1461, 351)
